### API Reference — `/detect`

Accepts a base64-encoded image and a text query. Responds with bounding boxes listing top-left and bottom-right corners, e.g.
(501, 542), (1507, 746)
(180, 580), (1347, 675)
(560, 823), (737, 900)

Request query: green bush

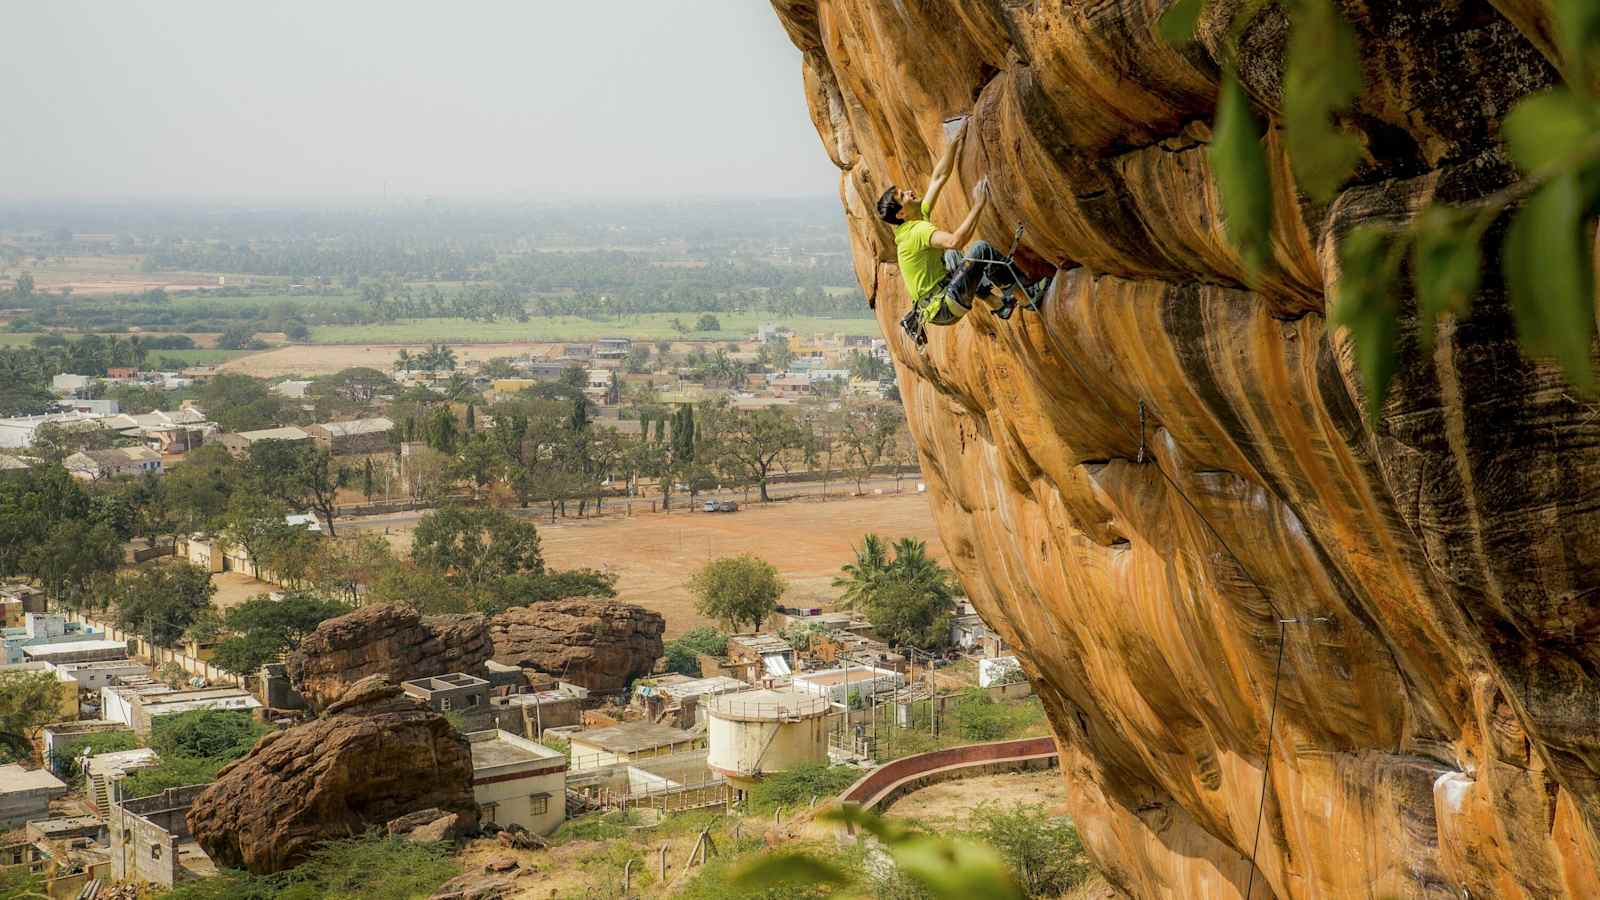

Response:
(748, 763), (861, 810)
(149, 709), (271, 761)
(952, 690), (1009, 742)
(970, 803), (1095, 898)
(49, 731), (140, 782)
(161, 833), (460, 900)
(121, 755), (229, 799)
(661, 627), (729, 676)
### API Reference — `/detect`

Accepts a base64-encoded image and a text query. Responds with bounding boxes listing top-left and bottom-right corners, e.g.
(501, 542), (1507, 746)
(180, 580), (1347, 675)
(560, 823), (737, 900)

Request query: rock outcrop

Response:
(771, 2), (1600, 898)
(488, 599), (665, 693)
(189, 676), (477, 873)
(286, 604), (492, 709)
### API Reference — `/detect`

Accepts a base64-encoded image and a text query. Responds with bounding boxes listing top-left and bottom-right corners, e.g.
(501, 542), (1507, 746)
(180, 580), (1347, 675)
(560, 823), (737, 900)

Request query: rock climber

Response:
(876, 121), (1044, 345)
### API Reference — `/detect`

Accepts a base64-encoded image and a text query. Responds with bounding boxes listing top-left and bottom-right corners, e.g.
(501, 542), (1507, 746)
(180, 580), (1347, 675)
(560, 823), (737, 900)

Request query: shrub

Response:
(50, 731), (140, 782)
(161, 832), (460, 900)
(748, 763), (860, 810)
(661, 627), (729, 676)
(970, 803), (1095, 898)
(121, 755), (229, 799)
(149, 709), (271, 761)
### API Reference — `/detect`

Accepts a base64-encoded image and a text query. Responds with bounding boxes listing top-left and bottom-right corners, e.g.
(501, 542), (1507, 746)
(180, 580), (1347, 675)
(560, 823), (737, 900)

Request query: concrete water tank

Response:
(706, 689), (831, 792)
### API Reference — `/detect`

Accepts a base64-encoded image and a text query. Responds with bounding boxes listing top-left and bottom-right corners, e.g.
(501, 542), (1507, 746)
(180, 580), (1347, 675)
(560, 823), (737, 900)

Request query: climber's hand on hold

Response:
(972, 178), (990, 206)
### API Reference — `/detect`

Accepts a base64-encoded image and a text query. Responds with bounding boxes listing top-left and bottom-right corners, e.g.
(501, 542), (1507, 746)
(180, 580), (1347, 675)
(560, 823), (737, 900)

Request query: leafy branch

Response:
(1165, 0), (1600, 420)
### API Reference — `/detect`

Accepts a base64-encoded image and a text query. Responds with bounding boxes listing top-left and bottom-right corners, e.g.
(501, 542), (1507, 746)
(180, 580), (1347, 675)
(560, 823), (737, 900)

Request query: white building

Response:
(466, 730), (569, 836)
(791, 666), (903, 705)
(101, 684), (261, 736)
(63, 447), (164, 481)
(84, 749), (159, 814)
(21, 639), (130, 666)
(51, 660), (151, 692)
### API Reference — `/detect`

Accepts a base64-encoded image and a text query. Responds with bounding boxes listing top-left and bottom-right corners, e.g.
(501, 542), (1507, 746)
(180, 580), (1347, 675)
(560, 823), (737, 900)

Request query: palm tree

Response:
(396, 349), (412, 373)
(888, 537), (951, 596)
(833, 533), (890, 610)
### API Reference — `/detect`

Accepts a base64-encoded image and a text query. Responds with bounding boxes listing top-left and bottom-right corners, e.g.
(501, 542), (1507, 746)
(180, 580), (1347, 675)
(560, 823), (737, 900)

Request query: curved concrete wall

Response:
(839, 736), (1058, 812)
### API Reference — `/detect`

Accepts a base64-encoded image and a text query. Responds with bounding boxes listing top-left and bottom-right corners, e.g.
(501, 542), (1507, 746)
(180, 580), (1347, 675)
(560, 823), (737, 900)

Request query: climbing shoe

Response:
(900, 307), (928, 347)
(994, 291), (1017, 321)
(1022, 277), (1050, 311)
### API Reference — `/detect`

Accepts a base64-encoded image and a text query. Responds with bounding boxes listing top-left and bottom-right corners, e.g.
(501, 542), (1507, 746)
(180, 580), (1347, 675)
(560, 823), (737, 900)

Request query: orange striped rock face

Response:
(770, 2), (1600, 897)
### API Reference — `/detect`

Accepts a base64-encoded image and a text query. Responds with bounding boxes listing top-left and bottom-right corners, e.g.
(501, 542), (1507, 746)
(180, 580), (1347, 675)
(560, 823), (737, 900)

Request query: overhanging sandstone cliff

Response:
(770, 2), (1600, 897)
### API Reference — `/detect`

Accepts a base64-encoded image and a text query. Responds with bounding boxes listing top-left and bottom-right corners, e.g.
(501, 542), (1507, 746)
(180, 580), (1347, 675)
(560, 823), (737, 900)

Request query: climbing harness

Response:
(901, 223), (1047, 350)
(960, 223), (1050, 312)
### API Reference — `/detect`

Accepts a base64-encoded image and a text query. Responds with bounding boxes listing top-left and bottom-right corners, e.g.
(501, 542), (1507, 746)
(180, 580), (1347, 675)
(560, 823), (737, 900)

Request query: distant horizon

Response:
(2, 2), (837, 200)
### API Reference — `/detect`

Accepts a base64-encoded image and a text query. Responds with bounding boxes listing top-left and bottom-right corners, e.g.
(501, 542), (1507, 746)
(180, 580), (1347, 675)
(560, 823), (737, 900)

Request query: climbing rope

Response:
(1245, 621), (1287, 900)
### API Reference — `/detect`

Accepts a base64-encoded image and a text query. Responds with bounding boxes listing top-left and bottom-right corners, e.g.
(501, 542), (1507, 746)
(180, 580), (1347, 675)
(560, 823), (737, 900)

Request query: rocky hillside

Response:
(769, 2), (1600, 898)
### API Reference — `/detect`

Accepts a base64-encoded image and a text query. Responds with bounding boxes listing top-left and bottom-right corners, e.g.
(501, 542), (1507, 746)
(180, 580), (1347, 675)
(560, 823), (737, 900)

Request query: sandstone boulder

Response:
(771, 1), (1600, 897)
(188, 675), (477, 874)
(286, 603), (492, 710)
(488, 599), (664, 692)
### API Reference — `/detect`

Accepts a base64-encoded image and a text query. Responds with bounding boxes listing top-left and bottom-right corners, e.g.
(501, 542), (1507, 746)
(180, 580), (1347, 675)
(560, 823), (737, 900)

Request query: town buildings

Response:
(62, 447), (164, 481)
(466, 730), (569, 836)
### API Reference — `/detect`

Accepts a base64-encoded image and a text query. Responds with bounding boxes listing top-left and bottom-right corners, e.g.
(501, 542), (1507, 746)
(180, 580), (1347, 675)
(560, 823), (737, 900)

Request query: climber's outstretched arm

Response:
(931, 179), (988, 251)
(923, 119), (967, 211)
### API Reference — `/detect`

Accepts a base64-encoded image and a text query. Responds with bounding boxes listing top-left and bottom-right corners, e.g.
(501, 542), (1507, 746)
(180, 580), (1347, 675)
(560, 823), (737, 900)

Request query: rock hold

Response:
(488, 599), (665, 693)
(286, 603), (493, 710)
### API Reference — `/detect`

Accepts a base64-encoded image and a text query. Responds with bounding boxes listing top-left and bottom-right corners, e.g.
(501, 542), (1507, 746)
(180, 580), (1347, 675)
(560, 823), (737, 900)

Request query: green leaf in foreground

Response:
(732, 851), (851, 893)
(1211, 69), (1275, 279)
(1158, 0), (1207, 45)
(892, 834), (1025, 900)
(1410, 209), (1482, 350)
(1330, 225), (1405, 422)
(1503, 173), (1596, 390)
(1501, 89), (1598, 174)
(1283, 0), (1364, 201)
(1555, 0), (1600, 81)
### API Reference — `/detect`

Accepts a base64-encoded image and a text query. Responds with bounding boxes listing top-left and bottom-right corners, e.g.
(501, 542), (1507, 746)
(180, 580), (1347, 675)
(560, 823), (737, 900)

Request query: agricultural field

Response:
(307, 311), (878, 345)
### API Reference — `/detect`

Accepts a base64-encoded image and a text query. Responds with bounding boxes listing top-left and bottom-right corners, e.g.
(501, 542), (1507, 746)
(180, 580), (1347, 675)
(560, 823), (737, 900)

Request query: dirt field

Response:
(538, 491), (944, 638)
(219, 338), (770, 378)
(217, 342), (560, 377)
(886, 769), (1069, 830)
(9, 256), (225, 296)
(353, 491), (944, 638)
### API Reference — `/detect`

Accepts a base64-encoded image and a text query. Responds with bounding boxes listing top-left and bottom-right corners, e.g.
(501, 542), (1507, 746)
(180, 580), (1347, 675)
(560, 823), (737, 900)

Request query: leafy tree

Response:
(196, 374), (296, 433)
(212, 593), (348, 676)
(476, 568), (618, 614)
(705, 404), (808, 502)
(832, 533), (891, 611)
(689, 554), (784, 632)
(758, 334), (794, 371)
(163, 444), (238, 532)
(368, 566), (472, 615)
(866, 578), (955, 652)
(662, 627), (729, 676)
(310, 366), (397, 409)
(247, 441), (346, 536)
(411, 506), (544, 589)
(695, 313), (722, 332)
(310, 532), (395, 605)
(222, 491), (289, 582)
(0, 670), (64, 762)
(112, 562), (218, 648)
(835, 400), (901, 494)
(12, 272), (33, 297)
(0, 381), (55, 417)
(217, 326), (256, 350)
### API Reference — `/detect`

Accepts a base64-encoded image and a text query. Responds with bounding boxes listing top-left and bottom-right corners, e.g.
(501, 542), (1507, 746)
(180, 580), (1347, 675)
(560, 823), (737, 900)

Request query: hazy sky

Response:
(2, 1), (839, 201)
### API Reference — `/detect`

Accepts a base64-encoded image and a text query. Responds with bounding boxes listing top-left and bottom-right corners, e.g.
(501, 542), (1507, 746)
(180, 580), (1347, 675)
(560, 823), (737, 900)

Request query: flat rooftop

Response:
(43, 720), (127, 735)
(569, 721), (698, 754)
(0, 764), (66, 793)
(795, 667), (900, 687)
(403, 673), (489, 692)
(729, 634), (793, 654)
(21, 639), (127, 657)
(466, 730), (565, 771)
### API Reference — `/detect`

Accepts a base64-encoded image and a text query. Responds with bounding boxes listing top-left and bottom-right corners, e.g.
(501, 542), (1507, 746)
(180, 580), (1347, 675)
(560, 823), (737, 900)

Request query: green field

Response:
(309, 311), (881, 344)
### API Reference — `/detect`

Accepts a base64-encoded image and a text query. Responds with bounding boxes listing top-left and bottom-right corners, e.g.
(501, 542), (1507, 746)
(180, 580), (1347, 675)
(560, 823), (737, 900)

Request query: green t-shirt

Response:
(894, 201), (947, 301)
